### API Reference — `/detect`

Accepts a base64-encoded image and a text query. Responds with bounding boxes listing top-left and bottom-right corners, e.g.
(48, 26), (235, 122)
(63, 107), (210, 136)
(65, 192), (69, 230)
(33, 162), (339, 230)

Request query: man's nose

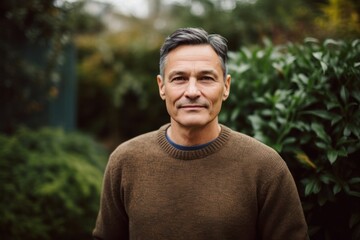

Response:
(184, 78), (200, 99)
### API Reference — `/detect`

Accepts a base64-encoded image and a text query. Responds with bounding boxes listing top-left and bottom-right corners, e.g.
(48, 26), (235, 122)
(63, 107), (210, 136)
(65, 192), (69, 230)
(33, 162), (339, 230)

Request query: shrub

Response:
(0, 128), (107, 239)
(221, 38), (360, 240)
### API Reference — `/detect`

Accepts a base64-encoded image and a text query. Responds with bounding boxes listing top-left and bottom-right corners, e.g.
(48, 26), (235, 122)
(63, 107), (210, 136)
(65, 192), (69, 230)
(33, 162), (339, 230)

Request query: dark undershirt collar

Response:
(165, 132), (216, 151)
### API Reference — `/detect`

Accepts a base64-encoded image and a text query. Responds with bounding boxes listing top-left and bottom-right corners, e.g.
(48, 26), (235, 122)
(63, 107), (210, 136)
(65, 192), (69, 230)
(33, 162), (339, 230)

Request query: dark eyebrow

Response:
(168, 69), (219, 79)
(198, 70), (218, 78)
(168, 71), (187, 79)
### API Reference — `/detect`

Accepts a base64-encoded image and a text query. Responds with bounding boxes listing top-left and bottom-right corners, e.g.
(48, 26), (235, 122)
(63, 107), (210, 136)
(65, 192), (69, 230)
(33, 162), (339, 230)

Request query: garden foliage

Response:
(0, 0), (76, 133)
(0, 128), (107, 239)
(221, 38), (360, 239)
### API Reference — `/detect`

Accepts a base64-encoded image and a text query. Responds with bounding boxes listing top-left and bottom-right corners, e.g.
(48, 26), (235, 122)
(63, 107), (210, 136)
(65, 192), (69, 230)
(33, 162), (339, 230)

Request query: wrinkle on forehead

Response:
(164, 45), (223, 78)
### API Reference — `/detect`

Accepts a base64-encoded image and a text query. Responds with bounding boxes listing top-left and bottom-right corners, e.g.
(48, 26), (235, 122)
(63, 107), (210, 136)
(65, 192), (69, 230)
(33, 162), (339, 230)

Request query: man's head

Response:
(159, 28), (228, 79)
(157, 28), (231, 132)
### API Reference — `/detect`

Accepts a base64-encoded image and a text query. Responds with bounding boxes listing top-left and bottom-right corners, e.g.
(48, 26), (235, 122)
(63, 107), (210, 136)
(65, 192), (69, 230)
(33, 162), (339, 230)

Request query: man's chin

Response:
(172, 118), (211, 129)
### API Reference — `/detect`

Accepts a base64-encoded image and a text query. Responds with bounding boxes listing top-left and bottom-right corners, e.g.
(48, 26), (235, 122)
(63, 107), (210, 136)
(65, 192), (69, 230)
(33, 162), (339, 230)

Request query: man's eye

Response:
(172, 77), (186, 81)
(200, 76), (214, 81)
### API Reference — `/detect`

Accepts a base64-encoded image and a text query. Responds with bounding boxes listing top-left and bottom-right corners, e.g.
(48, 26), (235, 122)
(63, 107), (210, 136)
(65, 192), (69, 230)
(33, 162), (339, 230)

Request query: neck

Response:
(167, 120), (221, 146)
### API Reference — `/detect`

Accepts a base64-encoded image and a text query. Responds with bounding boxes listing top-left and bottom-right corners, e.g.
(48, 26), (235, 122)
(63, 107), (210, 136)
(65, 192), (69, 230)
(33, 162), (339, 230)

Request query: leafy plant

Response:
(221, 38), (360, 240)
(0, 0), (84, 134)
(0, 128), (107, 239)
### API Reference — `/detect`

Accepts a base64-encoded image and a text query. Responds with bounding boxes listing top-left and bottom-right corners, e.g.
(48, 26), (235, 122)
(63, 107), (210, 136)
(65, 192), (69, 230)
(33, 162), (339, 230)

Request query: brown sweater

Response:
(93, 124), (308, 240)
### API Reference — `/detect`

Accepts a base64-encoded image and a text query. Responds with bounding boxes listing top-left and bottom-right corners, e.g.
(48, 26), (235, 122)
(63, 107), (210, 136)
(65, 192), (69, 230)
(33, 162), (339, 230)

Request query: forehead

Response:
(165, 45), (222, 74)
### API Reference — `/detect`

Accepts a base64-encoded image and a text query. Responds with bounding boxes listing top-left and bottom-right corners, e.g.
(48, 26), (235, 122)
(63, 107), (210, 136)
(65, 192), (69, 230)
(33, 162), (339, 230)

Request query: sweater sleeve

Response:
(257, 160), (309, 240)
(92, 153), (129, 240)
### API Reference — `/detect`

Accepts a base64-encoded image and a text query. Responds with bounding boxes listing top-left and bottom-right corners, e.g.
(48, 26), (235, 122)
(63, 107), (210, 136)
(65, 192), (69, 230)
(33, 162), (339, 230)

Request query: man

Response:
(93, 27), (308, 240)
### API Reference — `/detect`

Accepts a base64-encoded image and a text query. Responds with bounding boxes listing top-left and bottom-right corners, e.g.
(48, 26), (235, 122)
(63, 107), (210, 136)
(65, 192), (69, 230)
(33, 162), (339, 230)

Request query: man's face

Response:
(157, 45), (231, 129)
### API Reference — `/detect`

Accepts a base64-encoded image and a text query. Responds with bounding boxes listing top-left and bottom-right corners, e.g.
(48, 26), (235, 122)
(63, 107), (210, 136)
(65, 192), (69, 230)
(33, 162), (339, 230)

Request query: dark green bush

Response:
(221, 38), (360, 240)
(0, 128), (107, 239)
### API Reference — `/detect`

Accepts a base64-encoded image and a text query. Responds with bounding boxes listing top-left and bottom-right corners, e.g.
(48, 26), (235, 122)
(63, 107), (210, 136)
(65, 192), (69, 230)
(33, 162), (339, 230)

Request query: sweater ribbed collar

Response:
(157, 124), (231, 160)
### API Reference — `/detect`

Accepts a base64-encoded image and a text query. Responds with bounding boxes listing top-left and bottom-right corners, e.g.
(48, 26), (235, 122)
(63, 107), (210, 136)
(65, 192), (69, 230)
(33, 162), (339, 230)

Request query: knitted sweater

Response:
(93, 124), (308, 240)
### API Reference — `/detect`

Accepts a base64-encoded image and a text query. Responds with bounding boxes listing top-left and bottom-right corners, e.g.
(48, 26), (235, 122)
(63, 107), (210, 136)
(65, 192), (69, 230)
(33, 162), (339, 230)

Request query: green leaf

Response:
(304, 183), (312, 196)
(313, 52), (323, 60)
(320, 61), (328, 73)
(241, 47), (252, 60)
(327, 149), (338, 164)
(301, 110), (336, 120)
(352, 39), (360, 48)
(349, 177), (360, 184)
(248, 115), (263, 131)
(231, 63), (251, 74)
(326, 101), (340, 110)
(311, 122), (331, 144)
(297, 73), (309, 85)
(338, 147), (348, 157)
(282, 137), (296, 145)
(315, 141), (327, 149)
(348, 191), (360, 198)
(275, 103), (286, 111)
(230, 108), (240, 121)
(340, 86), (349, 103)
(333, 184), (342, 195)
(304, 178), (321, 196)
(261, 109), (273, 116)
(304, 37), (319, 44)
(343, 126), (352, 137)
(331, 115), (343, 126)
(268, 122), (278, 131)
(320, 173), (336, 184)
(348, 123), (360, 138)
(272, 143), (283, 152)
(324, 39), (342, 47)
(272, 62), (283, 73)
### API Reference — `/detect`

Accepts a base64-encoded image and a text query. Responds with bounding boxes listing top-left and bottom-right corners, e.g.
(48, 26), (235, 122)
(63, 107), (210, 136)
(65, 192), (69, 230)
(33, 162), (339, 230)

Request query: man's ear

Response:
(157, 75), (166, 100)
(222, 74), (231, 101)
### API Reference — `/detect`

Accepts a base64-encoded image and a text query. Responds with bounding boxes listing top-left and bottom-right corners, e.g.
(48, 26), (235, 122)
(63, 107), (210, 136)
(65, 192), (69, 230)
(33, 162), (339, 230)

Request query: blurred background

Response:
(0, 0), (359, 239)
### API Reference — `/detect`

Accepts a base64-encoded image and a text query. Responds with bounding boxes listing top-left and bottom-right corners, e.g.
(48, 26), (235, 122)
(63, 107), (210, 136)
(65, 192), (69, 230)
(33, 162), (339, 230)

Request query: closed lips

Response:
(176, 101), (209, 108)
(180, 105), (205, 108)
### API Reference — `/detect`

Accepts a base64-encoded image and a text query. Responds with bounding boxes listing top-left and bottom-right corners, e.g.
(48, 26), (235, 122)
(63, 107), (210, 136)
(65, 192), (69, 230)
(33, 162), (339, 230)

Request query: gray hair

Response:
(159, 28), (228, 79)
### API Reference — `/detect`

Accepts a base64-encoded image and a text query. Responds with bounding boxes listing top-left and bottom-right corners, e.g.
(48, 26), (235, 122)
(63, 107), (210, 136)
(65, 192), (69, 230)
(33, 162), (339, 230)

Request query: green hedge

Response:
(0, 128), (107, 239)
(221, 38), (360, 240)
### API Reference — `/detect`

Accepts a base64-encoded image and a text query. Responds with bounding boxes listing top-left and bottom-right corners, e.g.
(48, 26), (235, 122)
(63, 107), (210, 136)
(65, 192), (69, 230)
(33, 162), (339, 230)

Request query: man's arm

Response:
(257, 162), (309, 240)
(93, 156), (129, 240)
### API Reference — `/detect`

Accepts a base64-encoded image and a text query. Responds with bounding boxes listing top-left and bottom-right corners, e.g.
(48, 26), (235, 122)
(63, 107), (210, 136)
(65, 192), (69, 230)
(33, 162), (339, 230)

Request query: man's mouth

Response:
(179, 105), (206, 110)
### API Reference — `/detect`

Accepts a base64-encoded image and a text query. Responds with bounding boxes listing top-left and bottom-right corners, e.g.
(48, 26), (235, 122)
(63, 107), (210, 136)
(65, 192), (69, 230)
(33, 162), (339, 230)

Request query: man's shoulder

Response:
(108, 124), (169, 164)
(224, 126), (285, 166)
(112, 129), (159, 155)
